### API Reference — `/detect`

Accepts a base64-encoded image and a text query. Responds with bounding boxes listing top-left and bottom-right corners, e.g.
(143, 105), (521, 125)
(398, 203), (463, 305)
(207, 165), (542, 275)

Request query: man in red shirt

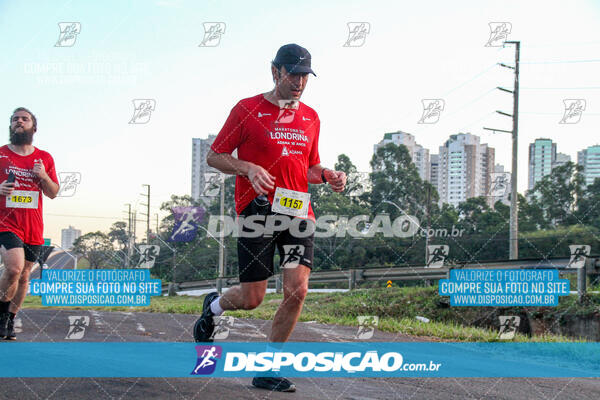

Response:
(193, 44), (346, 392)
(0, 107), (59, 340)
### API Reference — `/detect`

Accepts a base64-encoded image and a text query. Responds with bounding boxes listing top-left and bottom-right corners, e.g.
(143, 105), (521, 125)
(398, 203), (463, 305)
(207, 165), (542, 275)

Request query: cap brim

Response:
(283, 64), (316, 76)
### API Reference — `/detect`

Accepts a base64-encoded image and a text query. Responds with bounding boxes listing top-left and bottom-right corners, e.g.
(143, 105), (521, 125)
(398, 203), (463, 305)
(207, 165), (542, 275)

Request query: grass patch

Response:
(23, 285), (591, 342)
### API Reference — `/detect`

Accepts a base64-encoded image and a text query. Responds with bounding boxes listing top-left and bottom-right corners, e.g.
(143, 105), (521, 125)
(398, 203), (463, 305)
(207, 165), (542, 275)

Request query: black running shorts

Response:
(237, 197), (314, 283)
(0, 231), (42, 262)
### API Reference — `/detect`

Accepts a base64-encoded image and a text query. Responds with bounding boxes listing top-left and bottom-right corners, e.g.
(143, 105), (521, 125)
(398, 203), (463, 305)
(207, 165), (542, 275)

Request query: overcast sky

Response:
(1, 0), (599, 244)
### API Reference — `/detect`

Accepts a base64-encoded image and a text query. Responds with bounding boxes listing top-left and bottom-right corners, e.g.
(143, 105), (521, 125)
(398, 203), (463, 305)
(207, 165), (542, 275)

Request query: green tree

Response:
(576, 177), (600, 226)
(528, 162), (584, 227)
(108, 221), (128, 250)
(72, 232), (115, 269)
(518, 193), (548, 232)
(369, 143), (438, 221)
(456, 197), (490, 234)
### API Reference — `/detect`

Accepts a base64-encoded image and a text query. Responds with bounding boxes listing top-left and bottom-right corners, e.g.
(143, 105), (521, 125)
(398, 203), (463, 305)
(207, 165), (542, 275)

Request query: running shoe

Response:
(193, 292), (219, 342)
(252, 376), (296, 392)
(0, 312), (8, 338)
(5, 317), (15, 340)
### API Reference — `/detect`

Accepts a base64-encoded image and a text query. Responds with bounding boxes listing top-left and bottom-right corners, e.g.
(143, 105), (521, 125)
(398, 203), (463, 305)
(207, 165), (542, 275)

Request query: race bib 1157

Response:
(271, 187), (310, 218)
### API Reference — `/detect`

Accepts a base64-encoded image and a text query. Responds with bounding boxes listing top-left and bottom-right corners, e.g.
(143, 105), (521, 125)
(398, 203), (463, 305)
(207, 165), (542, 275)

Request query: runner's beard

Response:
(9, 126), (34, 145)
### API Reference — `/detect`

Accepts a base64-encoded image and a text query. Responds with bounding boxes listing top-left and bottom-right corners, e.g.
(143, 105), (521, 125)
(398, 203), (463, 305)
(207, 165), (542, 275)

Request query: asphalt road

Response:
(1, 309), (599, 399)
(28, 250), (76, 280)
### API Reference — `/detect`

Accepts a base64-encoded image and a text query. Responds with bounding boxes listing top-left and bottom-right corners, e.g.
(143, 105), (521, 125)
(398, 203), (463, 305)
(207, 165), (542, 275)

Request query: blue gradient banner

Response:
(28, 269), (162, 306)
(439, 269), (570, 306)
(2, 342), (599, 378)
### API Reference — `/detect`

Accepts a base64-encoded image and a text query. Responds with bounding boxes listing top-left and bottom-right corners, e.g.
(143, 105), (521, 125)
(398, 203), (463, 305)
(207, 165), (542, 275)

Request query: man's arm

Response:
(308, 164), (347, 193)
(207, 149), (275, 196)
(40, 176), (59, 199)
(33, 160), (59, 199)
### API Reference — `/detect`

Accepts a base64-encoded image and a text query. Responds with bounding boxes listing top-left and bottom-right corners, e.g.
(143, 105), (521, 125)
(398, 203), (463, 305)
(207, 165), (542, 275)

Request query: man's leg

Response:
(8, 260), (35, 314)
(219, 280), (268, 311)
(250, 265), (309, 393)
(0, 247), (25, 337)
(0, 247), (25, 303)
(193, 281), (267, 342)
(270, 264), (310, 342)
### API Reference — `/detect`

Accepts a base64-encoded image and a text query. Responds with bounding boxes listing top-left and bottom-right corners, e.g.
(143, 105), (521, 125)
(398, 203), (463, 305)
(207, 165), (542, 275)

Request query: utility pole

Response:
(425, 185), (431, 265)
(216, 175), (225, 294)
(483, 40), (520, 260)
(124, 203), (132, 267)
(140, 184), (150, 243)
(155, 213), (159, 235)
(133, 209), (137, 248)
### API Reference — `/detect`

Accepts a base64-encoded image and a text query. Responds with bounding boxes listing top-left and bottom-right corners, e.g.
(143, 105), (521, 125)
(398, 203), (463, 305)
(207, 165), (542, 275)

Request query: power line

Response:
(441, 63), (498, 97)
(521, 86), (600, 90)
(46, 213), (153, 222)
(521, 59), (600, 64)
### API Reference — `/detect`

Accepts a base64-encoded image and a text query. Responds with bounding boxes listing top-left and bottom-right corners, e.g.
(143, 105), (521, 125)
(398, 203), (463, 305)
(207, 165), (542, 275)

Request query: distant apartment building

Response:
(430, 154), (439, 192)
(554, 152), (571, 169)
(191, 135), (218, 201)
(373, 131), (430, 181)
(61, 226), (81, 249)
(436, 133), (495, 208)
(528, 139), (555, 190)
(578, 145), (600, 186)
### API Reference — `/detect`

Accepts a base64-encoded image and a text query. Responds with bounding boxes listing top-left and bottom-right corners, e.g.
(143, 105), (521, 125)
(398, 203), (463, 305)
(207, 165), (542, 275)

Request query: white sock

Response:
(210, 297), (224, 316)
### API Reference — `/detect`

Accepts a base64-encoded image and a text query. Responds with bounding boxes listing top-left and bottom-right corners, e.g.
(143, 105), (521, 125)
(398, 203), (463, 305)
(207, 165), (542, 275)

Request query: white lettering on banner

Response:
(223, 351), (415, 373)
(269, 131), (308, 142)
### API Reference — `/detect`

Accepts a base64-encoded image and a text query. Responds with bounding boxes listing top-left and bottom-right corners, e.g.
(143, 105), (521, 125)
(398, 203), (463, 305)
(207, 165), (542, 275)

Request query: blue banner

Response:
(29, 269), (162, 306)
(439, 269), (570, 306)
(2, 342), (599, 378)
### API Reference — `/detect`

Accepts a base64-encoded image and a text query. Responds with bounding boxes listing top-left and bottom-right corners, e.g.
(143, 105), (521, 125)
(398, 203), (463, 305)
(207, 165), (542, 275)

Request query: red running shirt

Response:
(211, 94), (321, 219)
(0, 145), (58, 244)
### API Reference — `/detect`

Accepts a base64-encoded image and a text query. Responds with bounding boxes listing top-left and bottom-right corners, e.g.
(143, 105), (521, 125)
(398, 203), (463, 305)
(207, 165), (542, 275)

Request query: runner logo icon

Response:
(355, 316), (379, 339)
(485, 22), (512, 47)
(65, 316), (90, 340)
(560, 99), (586, 124)
(211, 316), (234, 340)
(498, 316), (520, 340)
(427, 245), (449, 268)
(281, 245), (305, 269)
(55, 22), (81, 47)
(191, 345), (222, 375)
(418, 99), (445, 124)
(199, 22), (226, 47)
(568, 244), (591, 269)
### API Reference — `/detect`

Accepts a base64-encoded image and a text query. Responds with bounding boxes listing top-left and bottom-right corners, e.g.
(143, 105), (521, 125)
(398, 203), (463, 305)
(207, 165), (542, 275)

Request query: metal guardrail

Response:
(164, 256), (600, 297)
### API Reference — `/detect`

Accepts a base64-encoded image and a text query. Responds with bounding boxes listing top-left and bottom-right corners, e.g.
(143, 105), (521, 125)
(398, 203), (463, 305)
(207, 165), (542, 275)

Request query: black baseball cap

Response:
(272, 43), (316, 76)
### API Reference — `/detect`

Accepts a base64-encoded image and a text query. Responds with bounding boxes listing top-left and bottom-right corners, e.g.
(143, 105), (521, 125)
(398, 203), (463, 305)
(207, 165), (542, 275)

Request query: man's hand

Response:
(247, 164), (275, 195)
(33, 160), (49, 181)
(324, 169), (347, 193)
(0, 180), (15, 196)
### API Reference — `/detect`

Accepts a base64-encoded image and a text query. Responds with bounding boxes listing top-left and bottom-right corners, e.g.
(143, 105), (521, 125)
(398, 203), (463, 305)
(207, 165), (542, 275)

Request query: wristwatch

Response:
(321, 168), (328, 184)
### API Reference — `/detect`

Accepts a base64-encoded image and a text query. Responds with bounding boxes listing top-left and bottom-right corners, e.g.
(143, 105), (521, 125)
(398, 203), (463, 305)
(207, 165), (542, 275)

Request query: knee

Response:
(242, 294), (264, 310)
(284, 284), (308, 306)
(3, 266), (22, 282)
